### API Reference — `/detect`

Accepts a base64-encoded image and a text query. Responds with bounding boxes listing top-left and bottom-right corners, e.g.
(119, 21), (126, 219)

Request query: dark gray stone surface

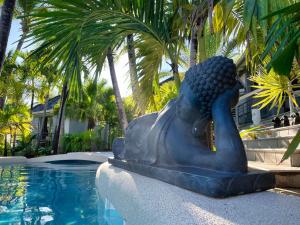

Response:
(108, 158), (275, 198)
(111, 56), (275, 198)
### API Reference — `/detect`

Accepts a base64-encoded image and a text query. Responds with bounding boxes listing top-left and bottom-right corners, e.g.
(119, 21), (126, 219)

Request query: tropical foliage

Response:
(250, 68), (300, 114)
(0, 0), (299, 161)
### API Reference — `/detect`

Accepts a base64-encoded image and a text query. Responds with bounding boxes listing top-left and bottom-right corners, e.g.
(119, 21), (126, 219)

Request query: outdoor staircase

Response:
(243, 124), (300, 167)
(242, 124), (300, 188)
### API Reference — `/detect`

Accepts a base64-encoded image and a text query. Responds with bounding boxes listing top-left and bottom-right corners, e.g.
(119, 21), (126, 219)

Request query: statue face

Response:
(176, 82), (208, 122)
(176, 94), (202, 123)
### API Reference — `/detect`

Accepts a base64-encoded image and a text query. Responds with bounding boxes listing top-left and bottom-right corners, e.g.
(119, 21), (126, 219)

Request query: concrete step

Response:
(250, 124), (300, 138)
(248, 161), (300, 188)
(243, 136), (297, 149)
(246, 148), (300, 167)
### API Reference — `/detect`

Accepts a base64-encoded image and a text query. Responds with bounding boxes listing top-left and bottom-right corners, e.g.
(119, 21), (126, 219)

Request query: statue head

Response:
(177, 56), (239, 121)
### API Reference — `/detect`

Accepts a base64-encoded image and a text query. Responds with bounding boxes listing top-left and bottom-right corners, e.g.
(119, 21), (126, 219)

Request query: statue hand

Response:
(213, 82), (241, 109)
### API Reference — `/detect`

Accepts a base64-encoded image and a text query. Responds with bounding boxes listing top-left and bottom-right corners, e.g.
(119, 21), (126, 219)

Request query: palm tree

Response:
(0, 0), (37, 110)
(25, 0), (141, 133)
(107, 47), (128, 133)
(126, 34), (141, 109)
(0, 0), (16, 75)
(52, 81), (68, 154)
(35, 59), (61, 149)
(0, 103), (31, 156)
(261, 1), (300, 76)
(27, 0), (187, 108)
(187, 0), (221, 67)
(14, 0), (36, 51)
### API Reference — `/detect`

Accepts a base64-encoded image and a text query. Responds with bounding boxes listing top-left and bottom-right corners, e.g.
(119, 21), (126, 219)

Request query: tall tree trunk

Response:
(15, 19), (28, 51)
(12, 131), (16, 156)
(198, 19), (207, 63)
(190, 27), (198, 67)
(208, 0), (214, 34)
(0, 0), (16, 75)
(52, 82), (68, 154)
(16, 34), (25, 52)
(87, 117), (96, 130)
(0, 98), (5, 111)
(107, 47), (128, 134)
(4, 134), (7, 156)
(36, 94), (49, 149)
(30, 78), (35, 112)
(126, 34), (141, 107)
(171, 62), (181, 89)
(246, 31), (252, 60)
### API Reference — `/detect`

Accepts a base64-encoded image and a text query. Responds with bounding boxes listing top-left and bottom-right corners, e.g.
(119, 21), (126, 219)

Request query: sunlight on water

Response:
(0, 163), (125, 225)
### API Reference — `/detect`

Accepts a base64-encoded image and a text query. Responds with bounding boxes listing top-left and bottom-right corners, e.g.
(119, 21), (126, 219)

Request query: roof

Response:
(159, 76), (174, 86)
(32, 95), (61, 113)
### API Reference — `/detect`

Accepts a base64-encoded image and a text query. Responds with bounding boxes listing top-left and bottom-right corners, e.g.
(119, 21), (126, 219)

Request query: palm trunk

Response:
(198, 20), (207, 63)
(171, 62), (181, 90)
(52, 82), (68, 154)
(246, 31), (252, 60)
(4, 134), (8, 156)
(107, 47), (128, 134)
(0, 0), (16, 75)
(15, 20), (28, 51)
(30, 78), (35, 112)
(12, 132), (16, 156)
(208, 0), (214, 34)
(36, 94), (49, 149)
(190, 27), (198, 67)
(16, 35), (25, 52)
(87, 117), (96, 130)
(16, 15), (31, 51)
(190, 0), (219, 66)
(0, 98), (5, 110)
(126, 34), (140, 104)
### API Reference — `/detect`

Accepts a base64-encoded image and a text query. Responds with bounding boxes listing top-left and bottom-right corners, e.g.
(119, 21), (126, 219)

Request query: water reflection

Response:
(0, 163), (124, 225)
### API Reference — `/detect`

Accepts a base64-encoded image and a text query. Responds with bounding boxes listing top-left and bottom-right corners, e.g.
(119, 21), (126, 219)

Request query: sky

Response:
(8, 19), (132, 97)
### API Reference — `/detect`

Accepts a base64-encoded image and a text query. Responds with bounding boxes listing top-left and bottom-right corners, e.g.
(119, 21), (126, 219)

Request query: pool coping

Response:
(96, 162), (300, 225)
(0, 152), (113, 164)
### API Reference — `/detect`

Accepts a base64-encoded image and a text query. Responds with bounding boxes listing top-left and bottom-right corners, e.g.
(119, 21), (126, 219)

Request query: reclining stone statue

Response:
(110, 56), (275, 198)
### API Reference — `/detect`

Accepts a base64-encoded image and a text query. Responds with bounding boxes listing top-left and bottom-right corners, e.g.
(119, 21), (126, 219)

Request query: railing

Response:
(236, 89), (297, 129)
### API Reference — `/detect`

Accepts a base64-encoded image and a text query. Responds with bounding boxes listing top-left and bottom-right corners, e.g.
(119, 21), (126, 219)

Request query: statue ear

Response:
(192, 117), (209, 137)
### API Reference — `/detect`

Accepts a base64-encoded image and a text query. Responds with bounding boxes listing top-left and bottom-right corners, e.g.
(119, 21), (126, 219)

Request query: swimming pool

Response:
(0, 162), (125, 225)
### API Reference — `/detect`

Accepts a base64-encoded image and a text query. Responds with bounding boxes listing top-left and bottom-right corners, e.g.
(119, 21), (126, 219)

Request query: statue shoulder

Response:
(127, 112), (158, 131)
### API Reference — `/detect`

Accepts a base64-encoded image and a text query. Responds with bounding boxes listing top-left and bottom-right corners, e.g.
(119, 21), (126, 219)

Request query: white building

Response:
(31, 96), (88, 142)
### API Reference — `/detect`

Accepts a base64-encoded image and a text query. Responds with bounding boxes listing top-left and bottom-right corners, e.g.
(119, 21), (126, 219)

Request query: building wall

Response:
(64, 118), (88, 134)
(31, 117), (40, 134)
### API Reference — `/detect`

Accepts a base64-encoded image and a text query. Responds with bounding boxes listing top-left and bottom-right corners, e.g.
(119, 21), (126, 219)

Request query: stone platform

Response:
(96, 162), (300, 225)
(109, 158), (275, 198)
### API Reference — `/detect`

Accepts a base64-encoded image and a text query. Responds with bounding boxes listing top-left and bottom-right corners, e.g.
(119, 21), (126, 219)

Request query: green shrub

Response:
(62, 130), (94, 153)
(62, 127), (121, 153)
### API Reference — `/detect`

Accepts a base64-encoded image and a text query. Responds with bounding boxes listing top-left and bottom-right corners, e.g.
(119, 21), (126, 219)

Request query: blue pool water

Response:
(0, 162), (125, 225)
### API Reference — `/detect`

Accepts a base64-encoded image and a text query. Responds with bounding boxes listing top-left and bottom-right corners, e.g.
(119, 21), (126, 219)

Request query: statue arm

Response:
(212, 84), (247, 173)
